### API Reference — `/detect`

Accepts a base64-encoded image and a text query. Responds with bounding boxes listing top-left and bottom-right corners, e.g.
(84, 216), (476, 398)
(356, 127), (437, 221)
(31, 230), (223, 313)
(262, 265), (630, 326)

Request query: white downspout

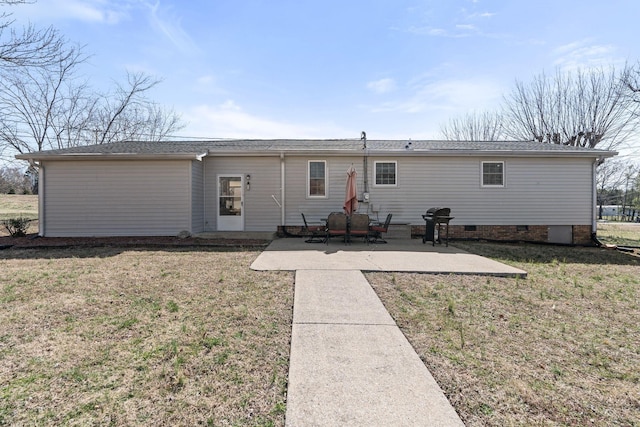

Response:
(29, 160), (45, 237)
(592, 158), (599, 236)
(202, 156), (207, 232)
(280, 153), (286, 226)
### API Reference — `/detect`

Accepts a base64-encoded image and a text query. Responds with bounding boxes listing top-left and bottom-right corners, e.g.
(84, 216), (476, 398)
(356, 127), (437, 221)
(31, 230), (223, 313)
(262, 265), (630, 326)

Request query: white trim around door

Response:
(217, 174), (244, 231)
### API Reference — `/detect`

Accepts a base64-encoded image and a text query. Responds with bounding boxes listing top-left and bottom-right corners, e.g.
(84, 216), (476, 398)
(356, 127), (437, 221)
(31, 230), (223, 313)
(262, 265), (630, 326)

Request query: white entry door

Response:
(217, 175), (244, 231)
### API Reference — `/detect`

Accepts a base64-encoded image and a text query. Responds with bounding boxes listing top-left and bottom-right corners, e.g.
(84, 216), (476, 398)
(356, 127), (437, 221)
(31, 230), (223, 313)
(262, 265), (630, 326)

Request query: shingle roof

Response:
(16, 139), (617, 160)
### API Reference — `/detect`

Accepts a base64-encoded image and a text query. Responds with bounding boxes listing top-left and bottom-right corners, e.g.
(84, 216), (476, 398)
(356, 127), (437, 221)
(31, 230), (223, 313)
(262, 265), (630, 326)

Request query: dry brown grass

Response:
(0, 247), (293, 426)
(368, 243), (640, 427)
(0, 194), (38, 220)
(3, 193), (639, 425)
(597, 222), (640, 247)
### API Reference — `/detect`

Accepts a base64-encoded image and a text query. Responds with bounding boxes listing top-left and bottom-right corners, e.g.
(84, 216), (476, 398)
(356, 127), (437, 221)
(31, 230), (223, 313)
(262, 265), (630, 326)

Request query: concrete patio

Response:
(251, 236), (527, 277)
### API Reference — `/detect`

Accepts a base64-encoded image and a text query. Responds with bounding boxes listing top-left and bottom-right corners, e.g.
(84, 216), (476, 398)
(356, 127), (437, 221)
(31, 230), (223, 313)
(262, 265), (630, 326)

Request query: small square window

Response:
(375, 161), (397, 186)
(308, 160), (327, 197)
(482, 161), (505, 187)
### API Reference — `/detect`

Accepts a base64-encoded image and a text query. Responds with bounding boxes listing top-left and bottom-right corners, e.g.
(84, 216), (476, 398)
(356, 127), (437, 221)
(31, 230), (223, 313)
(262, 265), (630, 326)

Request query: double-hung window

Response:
(374, 161), (397, 187)
(481, 161), (505, 187)
(308, 160), (327, 197)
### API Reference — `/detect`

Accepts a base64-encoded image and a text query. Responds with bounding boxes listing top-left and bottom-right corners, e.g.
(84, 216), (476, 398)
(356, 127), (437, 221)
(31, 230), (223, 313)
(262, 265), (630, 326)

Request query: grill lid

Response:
(425, 207), (450, 217)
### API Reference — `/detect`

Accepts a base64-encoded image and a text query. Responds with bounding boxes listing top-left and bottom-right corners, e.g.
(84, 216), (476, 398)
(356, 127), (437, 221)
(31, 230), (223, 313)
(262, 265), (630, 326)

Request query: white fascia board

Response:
(15, 153), (206, 161)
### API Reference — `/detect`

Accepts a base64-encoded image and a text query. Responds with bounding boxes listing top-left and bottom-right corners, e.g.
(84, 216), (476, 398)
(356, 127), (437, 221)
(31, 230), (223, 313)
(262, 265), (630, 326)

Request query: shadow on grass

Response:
(455, 241), (640, 266)
(0, 235), (269, 260)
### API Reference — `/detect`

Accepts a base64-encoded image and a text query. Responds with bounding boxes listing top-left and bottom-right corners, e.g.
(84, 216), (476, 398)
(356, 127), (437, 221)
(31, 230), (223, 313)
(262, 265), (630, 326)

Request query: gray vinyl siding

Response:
(41, 154), (595, 237)
(191, 160), (204, 233)
(203, 156), (281, 231)
(284, 156), (366, 225)
(43, 160), (191, 237)
(283, 155), (594, 226)
(362, 156), (593, 225)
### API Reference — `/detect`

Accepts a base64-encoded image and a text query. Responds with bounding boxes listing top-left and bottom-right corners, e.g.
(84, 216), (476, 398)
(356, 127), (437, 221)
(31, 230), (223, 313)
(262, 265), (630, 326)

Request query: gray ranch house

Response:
(17, 139), (616, 245)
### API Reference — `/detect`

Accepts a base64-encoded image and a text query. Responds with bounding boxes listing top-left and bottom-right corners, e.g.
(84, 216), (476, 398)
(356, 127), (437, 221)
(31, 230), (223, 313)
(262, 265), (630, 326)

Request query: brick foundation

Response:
(280, 224), (594, 245)
(410, 224), (594, 245)
(572, 225), (593, 245)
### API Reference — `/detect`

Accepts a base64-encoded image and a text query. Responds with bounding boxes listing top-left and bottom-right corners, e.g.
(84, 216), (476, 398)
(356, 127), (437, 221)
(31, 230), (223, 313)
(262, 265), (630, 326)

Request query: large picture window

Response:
(374, 161), (397, 186)
(308, 160), (327, 197)
(481, 161), (505, 187)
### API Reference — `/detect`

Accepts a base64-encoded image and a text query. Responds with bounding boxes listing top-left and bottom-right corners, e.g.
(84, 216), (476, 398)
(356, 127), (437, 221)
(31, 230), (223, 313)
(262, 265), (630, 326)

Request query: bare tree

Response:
(596, 158), (631, 219)
(0, 54), (184, 161)
(620, 163), (639, 221)
(92, 72), (183, 145)
(0, 165), (31, 193)
(502, 66), (640, 150)
(0, 1), (184, 163)
(0, 0), (70, 69)
(440, 110), (506, 141)
(0, 41), (87, 156)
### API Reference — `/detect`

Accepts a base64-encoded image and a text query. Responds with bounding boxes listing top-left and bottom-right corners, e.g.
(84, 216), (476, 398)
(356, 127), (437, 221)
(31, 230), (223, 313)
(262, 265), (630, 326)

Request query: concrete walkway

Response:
(251, 238), (526, 426)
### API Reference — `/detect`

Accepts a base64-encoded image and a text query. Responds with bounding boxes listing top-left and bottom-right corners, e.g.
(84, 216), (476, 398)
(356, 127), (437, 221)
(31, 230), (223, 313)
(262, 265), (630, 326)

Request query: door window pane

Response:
(219, 177), (242, 215)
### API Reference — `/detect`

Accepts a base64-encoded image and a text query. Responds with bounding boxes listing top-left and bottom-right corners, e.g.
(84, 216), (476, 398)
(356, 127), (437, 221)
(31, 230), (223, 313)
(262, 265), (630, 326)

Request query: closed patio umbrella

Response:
(343, 164), (358, 216)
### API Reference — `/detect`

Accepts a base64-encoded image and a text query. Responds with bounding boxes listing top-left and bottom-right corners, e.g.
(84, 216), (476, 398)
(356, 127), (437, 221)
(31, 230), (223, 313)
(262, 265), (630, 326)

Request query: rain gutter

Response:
(15, 153), (205, 161)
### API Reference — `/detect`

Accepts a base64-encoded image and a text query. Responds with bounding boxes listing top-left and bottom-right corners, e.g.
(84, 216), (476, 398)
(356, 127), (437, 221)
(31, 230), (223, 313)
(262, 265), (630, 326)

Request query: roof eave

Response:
(15, 148), (618, 160)
(363, 149), (618, 158)
(15, 152), (208, 161)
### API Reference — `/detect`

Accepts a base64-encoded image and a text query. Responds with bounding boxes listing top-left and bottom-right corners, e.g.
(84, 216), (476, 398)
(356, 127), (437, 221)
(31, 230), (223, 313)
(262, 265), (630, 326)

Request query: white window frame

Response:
(374, 161), (398, 187)
(307, 160), (328, 198)
(481, 161), (505, 188)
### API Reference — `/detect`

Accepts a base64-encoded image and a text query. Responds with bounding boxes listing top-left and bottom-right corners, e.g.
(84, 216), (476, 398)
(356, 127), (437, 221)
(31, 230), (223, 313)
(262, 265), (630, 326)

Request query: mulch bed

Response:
(0, 233), (272, 250)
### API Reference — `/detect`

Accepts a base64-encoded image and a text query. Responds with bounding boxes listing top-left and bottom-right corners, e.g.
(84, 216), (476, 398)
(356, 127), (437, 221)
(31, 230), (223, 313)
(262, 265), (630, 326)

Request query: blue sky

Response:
(10, 0), (640, 157)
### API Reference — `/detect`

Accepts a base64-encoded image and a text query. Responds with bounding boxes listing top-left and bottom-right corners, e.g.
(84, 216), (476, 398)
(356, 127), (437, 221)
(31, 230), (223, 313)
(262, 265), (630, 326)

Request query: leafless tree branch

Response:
(502, 66), (640, 150)
(440, 110), (507, 141)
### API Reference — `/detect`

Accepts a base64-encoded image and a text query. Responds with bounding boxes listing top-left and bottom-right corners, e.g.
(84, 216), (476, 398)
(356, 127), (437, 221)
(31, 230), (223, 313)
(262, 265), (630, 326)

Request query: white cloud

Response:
(469, 12), (496, 18)
(13, 0), (199, 55)
(405, 24), (501, 39)
(14, 0), (130, 24)
(143, 1), (200, 55)
(179, 101), (349, 139)
(367, 78), (397, 94)
(369, 77), (505, 115)
(552, 40), (619, 71)
(406, 26), (453, 37)
(197, 75), (216, 86)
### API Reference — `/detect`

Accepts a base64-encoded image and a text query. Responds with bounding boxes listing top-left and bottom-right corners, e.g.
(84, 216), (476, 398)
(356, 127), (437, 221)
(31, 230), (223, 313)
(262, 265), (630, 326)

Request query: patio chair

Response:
(301, 213), (326, 243)
(368, 213), (392, 243)
(326, 212), (348, 244)
(349, 213), (370, 242)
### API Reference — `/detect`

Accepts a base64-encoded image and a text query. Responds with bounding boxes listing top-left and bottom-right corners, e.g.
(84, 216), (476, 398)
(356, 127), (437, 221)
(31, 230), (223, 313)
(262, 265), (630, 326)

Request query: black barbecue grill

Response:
(422, 207), (454, 246)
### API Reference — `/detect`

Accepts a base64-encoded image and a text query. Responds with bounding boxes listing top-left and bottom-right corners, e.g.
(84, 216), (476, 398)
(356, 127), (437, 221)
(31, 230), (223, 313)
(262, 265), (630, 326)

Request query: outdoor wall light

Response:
(246, 174), (251, 191)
